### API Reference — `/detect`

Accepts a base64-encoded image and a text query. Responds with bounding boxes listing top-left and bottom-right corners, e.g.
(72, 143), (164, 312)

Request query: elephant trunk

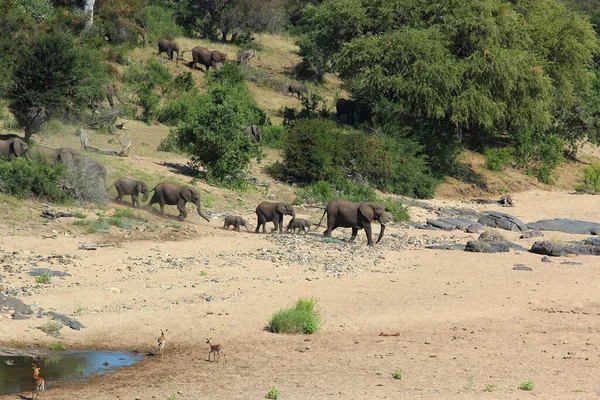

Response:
(196, 200), (210, 223)
(142, 192), (149, 202)
(376, 223), (385, 244)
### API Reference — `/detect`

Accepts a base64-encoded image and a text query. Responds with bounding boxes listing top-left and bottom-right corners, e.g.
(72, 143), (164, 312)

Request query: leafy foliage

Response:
(172, 63), (266, 187)
(0, 158), (70, 203)
(484, 147), (515, 172)
(268, 298), (321, 334)
(575, 163), (600, 194)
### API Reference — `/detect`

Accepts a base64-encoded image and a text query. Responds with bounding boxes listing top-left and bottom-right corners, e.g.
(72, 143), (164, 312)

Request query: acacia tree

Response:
(8, 31), (107, 142)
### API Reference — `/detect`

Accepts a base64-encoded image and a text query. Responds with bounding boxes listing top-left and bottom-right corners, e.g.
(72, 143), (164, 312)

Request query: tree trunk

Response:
(83, 0), (96, 30)
(221, 29), (229, 42)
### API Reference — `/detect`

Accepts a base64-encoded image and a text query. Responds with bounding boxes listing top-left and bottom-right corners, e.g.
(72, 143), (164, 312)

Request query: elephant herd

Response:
(157, 39), (227, 72)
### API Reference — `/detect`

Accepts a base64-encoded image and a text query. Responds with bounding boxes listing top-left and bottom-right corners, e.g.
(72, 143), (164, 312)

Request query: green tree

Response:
(8, 31), (107, 142)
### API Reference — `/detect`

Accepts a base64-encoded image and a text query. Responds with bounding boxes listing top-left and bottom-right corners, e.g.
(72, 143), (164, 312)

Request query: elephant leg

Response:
(114, 194), (123, 203)
(131, 194), (139, 208)
(349, 227), (359, 242)
(160, 203), (165, 217)
(364, 221), (373, 246)
(235, 223), (240, 232)
(177, 199), (188, 221)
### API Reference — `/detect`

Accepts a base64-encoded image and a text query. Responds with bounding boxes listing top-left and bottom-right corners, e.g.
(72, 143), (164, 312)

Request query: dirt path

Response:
(1, 190), (600, 399)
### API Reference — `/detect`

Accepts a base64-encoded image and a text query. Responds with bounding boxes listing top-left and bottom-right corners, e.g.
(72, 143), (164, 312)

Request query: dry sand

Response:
(1, 189), (600, 399)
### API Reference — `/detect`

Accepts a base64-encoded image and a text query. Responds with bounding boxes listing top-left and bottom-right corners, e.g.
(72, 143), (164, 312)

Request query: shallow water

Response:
(0, 350), (144, 395)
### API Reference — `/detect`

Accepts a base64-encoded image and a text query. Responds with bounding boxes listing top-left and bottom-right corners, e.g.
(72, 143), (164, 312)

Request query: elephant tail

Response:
(106, 183), (115, 191)
(315, 208), (327, 229)
(180, 49), (192, 57)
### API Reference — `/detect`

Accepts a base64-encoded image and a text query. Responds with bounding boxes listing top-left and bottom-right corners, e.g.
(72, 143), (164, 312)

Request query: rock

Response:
(541, 256), (553, 263)
(560, 261), (583, 266)
(466, 223), (485, 233)
(464, 240), (510, 253)
(425, 219), (456, 231)
(45, 311), (85, 330)
(513, 264), (533, 271)
(530, 240), (600, 257)
(425, 244), (466, 251)
(526, 219), (600, 235)
(0, 293), (33, 315)
(477, 211), (528, 232)
(520, 229), (544, 239)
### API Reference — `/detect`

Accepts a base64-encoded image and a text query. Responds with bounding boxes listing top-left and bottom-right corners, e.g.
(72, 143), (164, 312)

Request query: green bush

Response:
(519, 381), (534, 391)
(139, 88), (161, 123)
(137, 5), (183, 44)
(268, 298), (321, 334)
(0, 158), (71, 203)
(515, 132), (565, 184)
(293, 180), (377, 205)
(382, 197), (410, 222)
(261, 125), (286, 149)
(158, 91), (206, 127)
(575, 162), (600, 193)
(484, 147), (515, 171)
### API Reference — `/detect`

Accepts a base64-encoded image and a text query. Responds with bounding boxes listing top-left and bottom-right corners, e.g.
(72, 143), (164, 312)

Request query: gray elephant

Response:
(108, 177), (149, 208)
(0, 137), (28, 158)
(187, 46), (227, 72)
(28, 145), (60, 164)
(316, 199), (387, 246)
(336, 98), (356, 124)
(255, 201), (295, 233)
(285, 217), (311, 234)
(157, 39), (180, 63)
(223, 215), (251, 231)
(148, 181), (210, 222)
(242, 125), (261, 143)
(288, 83), (307, 99)
(56, 148), (107, 184)
(105, 83), (117, 110)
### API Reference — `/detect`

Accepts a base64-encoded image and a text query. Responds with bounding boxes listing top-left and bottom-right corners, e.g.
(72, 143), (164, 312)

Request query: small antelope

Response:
(157, 329), (166, 355)
(32, 363), (45, 400)
(207, 338), (226, 363)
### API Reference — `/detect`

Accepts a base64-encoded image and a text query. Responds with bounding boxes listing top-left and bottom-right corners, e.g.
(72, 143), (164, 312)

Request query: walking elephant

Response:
(285, 217), (311, 234)
(56, 148), (107, 184)
(148, 181), (210, 222)
(316, 199), (387, 246)
(255, 202), (295, 233)
(28, 145), (60, 164)
(223, 215), (252, 231)
(108, 177), (149, 208)
(242, 125), (261, 143)
(157, 39), (180, 63)
(0, 137), (28, 158)
(288, 83), (307, 99)
(336, 98), (356, 124)
(187, 46), (227, 72)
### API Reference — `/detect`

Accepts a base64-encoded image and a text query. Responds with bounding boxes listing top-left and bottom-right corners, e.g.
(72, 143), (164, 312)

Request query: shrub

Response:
(0, 158), (71, 203)
(61, 165), (110, 204)
(519, 381), (534, 391)
(266, 387), (280, 399)
(268, 298), (321, 334)
(36, 271), (53, 284)
(261, 125), (286, 149)
(484, 147), (515, 171)
(137, 5), (183, 43)
(158, 91), (206, 127)
(293, 180), (378, 205)
(484, 383), (497, 392)
(515, 131), (565, 184)
(575, 162), (600, 194)
(49, 342), (67, 351)
(382, 197), (410, 222)
(391, 369), (403, 380)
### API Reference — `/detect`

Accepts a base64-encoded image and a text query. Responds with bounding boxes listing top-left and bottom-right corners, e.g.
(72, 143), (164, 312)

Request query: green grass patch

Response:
(200, 271), (207, 276)
(484, 147), (515, 172)
(49, 342), (67, 351)
(38, 319), (61, 335)
(484, 383), (497, 392)
(35, 271), (53, 284)
(391, 369), (403, 379)
(519, 381), (534, 391)
(382, 197), (410, 222)
(267, 298), (321, 334)
(265, 387), (280, 399)
(76, 363), (85, 376)
(74, 212), (87, 219)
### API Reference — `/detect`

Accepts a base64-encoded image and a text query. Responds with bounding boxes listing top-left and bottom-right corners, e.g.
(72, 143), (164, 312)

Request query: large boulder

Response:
(526, 219), (600, 235)
(465, 240), (511, 253)
(530, 239), (600, 257)
(477, 211), (528, 232)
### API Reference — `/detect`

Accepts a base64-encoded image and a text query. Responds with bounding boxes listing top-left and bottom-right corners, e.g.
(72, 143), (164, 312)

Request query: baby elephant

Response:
(223, 215), (251, 232)
(285, 218), (311, 234)
(108, 177), (149, 208)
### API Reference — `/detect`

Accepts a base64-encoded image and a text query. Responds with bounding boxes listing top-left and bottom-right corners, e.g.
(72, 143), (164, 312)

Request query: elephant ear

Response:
(358, 203), (375, 221)
(136, 182), (143, 193)
(276, 204), (286, 215)
(180, 187), (192, 203)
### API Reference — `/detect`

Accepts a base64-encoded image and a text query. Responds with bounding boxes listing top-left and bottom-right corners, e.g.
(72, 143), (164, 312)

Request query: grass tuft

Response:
(519, 381), (534, 391)
(36, 271), (53, 284)
(484, 383), (497, 392)
(391, 369), (403, 380)
(49, 342), (67, 351)
(268, 298), (321, 334)
(265, 386), (280, 399)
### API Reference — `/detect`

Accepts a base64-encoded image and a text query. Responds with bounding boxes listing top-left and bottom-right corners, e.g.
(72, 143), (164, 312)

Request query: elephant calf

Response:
(223, 215), (251, 231)
(148, 181), (210, 222)
(285, 218), (311, 235)
(336, 98), (356, 124)
(108, 177), (149, 208)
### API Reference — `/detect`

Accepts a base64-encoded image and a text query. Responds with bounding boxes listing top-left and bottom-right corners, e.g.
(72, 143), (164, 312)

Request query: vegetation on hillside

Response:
(0, 0), (599, 203)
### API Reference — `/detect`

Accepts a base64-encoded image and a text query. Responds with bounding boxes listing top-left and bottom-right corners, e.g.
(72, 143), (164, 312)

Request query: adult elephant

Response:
(242, 125), (261, 143)
(288, 83), (307, 99)
(28, 145), (60, 164)
(56, 148), (107, 184)
(0, 137), (28, 158)
(336, 98), (356, 124)
(148, 182), (210, 222)
(157, 39), (180, 63)
(187, 46), (227, 72)
(255, 202), (295, 233)
(316, 199), (387, 246)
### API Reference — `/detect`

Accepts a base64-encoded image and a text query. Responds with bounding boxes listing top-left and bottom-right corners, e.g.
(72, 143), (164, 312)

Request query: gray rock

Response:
(513, 264), (533, 271)
(526, 219), (600, 235)
(530, 240), (600, 257)
(464, 240), (510, 253)
(466, 223), (485, 233)
(426, 219), (455, 231)
(424, 244), (466, 251)
(560, 261), (583, 266)
(45, 311), (85, 330)
(541, 256), (553, 263)
(439, 218), (478, 231)
(520, 229), (544, 239)
(0, 293), (33, 315)
(477, 211), (528, 232)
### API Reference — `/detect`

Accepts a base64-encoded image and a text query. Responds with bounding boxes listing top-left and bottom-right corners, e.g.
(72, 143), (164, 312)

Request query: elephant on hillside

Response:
(56, 148), (107, 184)
(288, 83), (307, 98)
(316, 199), (387, 246)
(242, 125), (261, 143)
(28, 145), (60, 164)
(148, 181), (210, 222)
(157, 39), (180, 63)
(255, 202), (295, 233)
(0, 137), (28, 158)
(223, 215), (252, 231)
(187, 46), (227, 72)
(336, 98), (356, 124)
(108, 177), (149, 208)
